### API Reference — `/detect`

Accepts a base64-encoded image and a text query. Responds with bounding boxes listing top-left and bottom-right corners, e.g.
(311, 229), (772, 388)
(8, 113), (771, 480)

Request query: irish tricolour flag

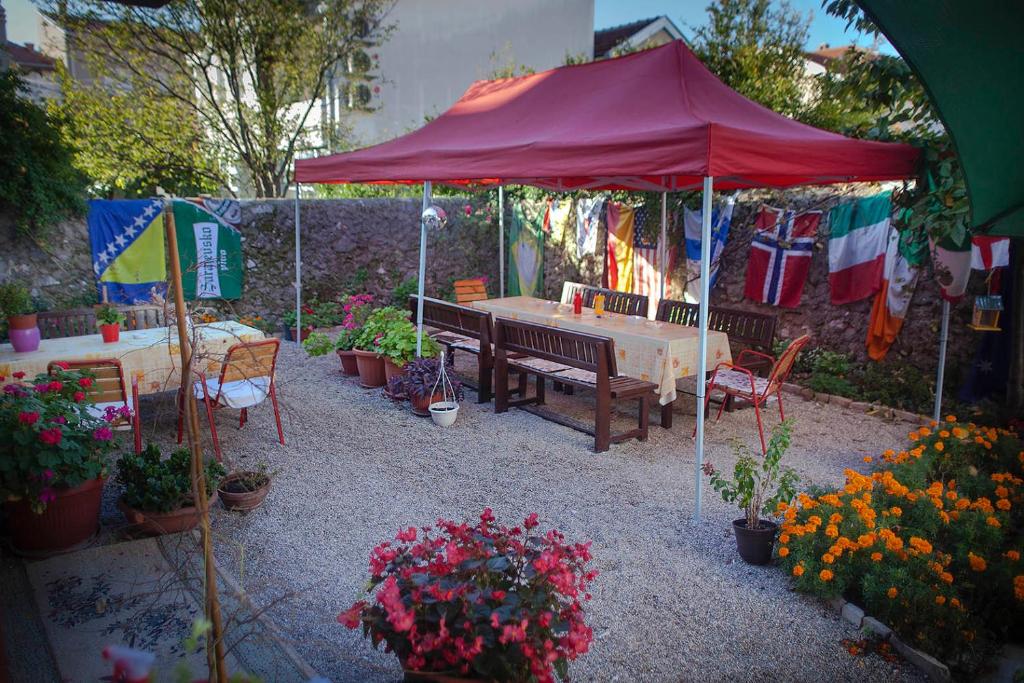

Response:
(828, 192), (892, 305)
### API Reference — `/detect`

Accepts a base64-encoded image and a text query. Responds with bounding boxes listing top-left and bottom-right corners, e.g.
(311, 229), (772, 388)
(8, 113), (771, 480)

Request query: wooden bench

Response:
(37, 304), (166, 340)
(560, 282), (601, 306)
(655, 299), (778, 426)
(493, 317), (656, 452)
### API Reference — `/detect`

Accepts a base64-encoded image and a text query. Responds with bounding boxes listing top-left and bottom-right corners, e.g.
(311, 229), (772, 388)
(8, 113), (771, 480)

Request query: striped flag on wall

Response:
(828, 191), (891, 305)
(683, 198), (735, 303)
(743, 206), (820, 308)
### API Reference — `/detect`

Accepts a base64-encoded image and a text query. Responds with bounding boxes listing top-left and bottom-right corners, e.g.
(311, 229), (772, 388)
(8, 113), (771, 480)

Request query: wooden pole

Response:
(164, 201), (228, 681)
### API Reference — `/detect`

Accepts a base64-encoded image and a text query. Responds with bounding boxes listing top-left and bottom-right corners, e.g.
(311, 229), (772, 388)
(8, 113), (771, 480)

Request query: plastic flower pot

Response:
(410, 391), (443, 417)
(118, 497), (212, 536)
(353, 349), (387, 388)
(384, 358), (405, 382)
(3, 477), (105, 556)
(732, 518), (778, 565)
(218, 473), (270, 512)
(429, 401), (459, 427)
(99, 322), (121, 344)
(7, 313), (40, 353)
(337, 350), (359, 376)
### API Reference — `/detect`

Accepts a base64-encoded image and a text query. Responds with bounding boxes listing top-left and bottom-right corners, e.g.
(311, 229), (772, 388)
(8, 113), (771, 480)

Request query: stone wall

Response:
(0, 192), (978, 379)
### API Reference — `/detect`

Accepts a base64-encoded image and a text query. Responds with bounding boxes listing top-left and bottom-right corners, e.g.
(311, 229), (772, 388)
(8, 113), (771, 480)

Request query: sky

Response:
(4, 0), (891, 55)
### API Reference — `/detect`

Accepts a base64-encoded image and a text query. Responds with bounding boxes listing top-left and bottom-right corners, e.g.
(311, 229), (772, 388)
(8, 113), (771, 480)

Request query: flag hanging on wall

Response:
(828, 191), (891, 305)
(88, 199), (168, 304)
(605, 202), (635, 292)
(743, 206), (820, 308)
(545, 198), (573, 244)
(172, 199), (244, 300)
(632, 209), (675, 316)
(683, 197), (735, 302)
(931, 233), (972, 300)
(971, 235), (1010, 270)
(508, 201), (545, 297)
(866, 226), (926, 361)
(576, 198), (603, 258)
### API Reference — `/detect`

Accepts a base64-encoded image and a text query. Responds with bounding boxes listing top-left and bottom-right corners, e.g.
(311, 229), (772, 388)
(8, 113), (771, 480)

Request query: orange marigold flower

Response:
(945, 490), (957, 500)
(887, 587), (898, 599)
(909, 537), (933, 554)
(955, 498), (970, 510)
(1006, 550), (1021, 562)
(996, 486), (1009, 498)
(890, 506), (903, 517)
(945, 415), (956, 423)
(863, 456), (873, 463)
(825, 524), (839, 538)
(870, 552), (882, 562)
(940, 572), (954, 584)
(819, 569), (834, 581)
(953, 427), (968, 439)
(822, 553), (835, 564)
(792, 564), (805, 577)
(968, 552), (987, 572)
(808, 515), (823, 527)
(921, 427), (932, 436)
(883, 449), (895, 458)
(779, 533), (790, 544)
(829, 512), (843, 524)
(987, 516), (1002, 528)
(778, 546), (790, 558)
(935, 595), (946, 606)
(950, 597), (962, 608)
(939, 430), (950, 438)
(997, 499), (1012, 511)
(934, 441), (945, 452)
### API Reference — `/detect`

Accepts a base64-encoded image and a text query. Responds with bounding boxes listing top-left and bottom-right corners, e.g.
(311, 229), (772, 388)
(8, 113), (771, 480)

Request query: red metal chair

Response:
(693, 335), (810, 454)
(177, 339), (284, 461)
(48, 359), (142, 454)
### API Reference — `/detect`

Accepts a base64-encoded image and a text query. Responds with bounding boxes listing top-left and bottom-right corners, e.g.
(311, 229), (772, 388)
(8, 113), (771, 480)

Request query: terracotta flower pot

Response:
(8, 313), (40, 353)
(384, 358), (406, 382)
(218, 473), (271, 512)
(337, 349), (360, 375)
(290, 327), (312, 342)
(118, 497), (212, 536)
(99, 322), (121, 343)
(732, 518), (778, 565)
(410, 391), (444, 417)
(3, 477), (105, 555)
(354, 349), (387, 388)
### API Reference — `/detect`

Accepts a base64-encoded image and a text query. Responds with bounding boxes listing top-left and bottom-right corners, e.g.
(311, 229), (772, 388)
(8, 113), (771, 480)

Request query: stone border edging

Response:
(781, 383), (932, 426)
(825, 595), (951, 681)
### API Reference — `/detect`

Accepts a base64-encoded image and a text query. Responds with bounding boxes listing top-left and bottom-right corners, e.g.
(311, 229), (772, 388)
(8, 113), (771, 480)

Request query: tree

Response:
(0, 71), (87, 236)
(45, 0), (393, 198)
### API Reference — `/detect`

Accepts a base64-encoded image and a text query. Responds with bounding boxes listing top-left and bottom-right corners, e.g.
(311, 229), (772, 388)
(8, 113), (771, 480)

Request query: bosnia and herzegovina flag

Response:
(88, 199), (168, 304)
(172, 198), (243, 300)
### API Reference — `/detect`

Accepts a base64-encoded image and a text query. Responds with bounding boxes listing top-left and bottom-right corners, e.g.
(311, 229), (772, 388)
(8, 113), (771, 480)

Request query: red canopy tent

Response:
(293, 40), (919, 517)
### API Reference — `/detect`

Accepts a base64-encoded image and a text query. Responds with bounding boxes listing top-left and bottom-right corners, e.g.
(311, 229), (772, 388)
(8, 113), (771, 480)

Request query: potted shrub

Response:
(283, 306), (314, 342)
(0, 367), (122, 554)
(383, 374), (408, 402)
(336, 293), (375, 376)
(302, 331), (335, 359)
(0, 281), (40, 353)
(339, 509), (597, 681)
(218, 462), (273, 512)
(353, 307), (408, 388)
(116, 444), (225, 536)
(702, 420), (799, 565)
(377, 319), (441, 382)
(95, 303), (126, 343)
(404, 357), (462, 417)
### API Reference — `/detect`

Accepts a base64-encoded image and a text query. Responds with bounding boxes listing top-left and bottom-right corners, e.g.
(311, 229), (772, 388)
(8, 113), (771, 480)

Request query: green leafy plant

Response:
(0, 282), (35, 318)
(375, 320), (440, 366)
(807, 373), (860, 399)
(702, 420), (800, 529)
(302, 331), (335, 357)
(116, 443), (224, 513)
(390, 276), (420, 307)
(354, 306), (410, 351)
(219, 462), (273, 494)
(95, 303), (126, 326)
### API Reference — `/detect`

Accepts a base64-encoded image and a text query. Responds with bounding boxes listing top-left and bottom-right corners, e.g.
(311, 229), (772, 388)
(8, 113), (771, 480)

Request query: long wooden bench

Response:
(37, 304), (166, 340)
(493, 317), (656, 452)
(655, 299), (778, 426)
(409, 295), (496, 402)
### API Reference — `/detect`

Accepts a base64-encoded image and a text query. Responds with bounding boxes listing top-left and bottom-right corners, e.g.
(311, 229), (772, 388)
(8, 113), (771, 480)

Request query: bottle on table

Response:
(573, 290), (583, 315)
(594, 293), (605, 317)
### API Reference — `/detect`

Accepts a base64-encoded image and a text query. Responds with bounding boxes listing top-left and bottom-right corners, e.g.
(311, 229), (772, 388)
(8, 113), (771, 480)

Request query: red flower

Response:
(491, 590), (506, 601)
(78, 377), (93, 388)
(12, 371), (25, 379)
(38, 427), (62, 446)
(54, 361), (70, 370)
(73, 391), (85, 402)
(396, 527), (417, 543)
(48, 380), (62, 392)
(18, 411), (40, 425)
(338, 601), (366, 629)
(524, 512), (540, 529)
(92, 426), (113, 441)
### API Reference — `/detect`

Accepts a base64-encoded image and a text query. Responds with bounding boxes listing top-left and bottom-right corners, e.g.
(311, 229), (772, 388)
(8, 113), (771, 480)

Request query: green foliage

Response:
(375, 319), (440, 366)
(806, 372), (859, 399)
(0, 72), (87, 236)
(354, 306), (410, 351)
(302, 331), (335, 357)
(0, 282), (35, 318)
(95, 303), (126, 326)
(116, 443), (224, 513)
(390, 276), (420, 307)
(703, 420), (800, 528)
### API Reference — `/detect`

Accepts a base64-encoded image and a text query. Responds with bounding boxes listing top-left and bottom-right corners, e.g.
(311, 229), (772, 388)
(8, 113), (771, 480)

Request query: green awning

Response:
(857, 1), (1024, 237)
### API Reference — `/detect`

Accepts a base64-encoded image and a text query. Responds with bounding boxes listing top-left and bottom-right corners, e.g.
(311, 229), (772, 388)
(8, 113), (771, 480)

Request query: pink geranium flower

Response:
(92, 426), (113, 442)
(39, 427), (62, 446)
(18, 411), (40, 425)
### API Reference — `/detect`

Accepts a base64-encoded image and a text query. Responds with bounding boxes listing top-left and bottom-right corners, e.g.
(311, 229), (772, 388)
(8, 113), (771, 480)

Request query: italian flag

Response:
(866, 226), (926, 361)
(828, 192), (892, 305)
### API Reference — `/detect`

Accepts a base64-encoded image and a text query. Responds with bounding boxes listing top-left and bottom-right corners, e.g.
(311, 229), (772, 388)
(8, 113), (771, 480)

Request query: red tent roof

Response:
(295, 41), (919, 191)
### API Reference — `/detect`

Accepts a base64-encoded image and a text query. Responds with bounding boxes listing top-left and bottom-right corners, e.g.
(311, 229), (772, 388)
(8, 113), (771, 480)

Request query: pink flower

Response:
(491, 590), (506, 600)
(18, 411), (40, 425)
(34, 383), (50, 393)
(464, 204), (472, 216)
(524, 512), (539, 529)
(51, 416), (67, 424)
(93, 426), (113, 441)
(498, 619), (528, 645)
(39, 427), (62, 446)
(48, 380), (62, 392)
(78, 377), (92, 388)
(337, 601), (366, 629)
(38, 488), (56, 504)
(396, 527), (417, 543)
(42, 469), (54, 481)
(53, 361), (70, 370)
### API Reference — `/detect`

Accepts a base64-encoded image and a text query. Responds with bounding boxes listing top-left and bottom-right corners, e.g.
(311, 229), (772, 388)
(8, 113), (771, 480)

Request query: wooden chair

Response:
(560, 282), (601, 307)
(602, 290), (649, 317)
(38, 308), (97, 339)
(177, 339), (284, 461)
(494, 317), (656, 452)
(694, 335), (810, 454)
(453, 278), (488, 305)
(47, 359), (141, 453)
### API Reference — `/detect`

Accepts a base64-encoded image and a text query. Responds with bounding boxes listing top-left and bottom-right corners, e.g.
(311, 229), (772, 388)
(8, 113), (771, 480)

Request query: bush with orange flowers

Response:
(776, 418), (1023, 675)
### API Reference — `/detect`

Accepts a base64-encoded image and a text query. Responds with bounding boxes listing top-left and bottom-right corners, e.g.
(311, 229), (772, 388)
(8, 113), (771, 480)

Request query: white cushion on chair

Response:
(194, 376), (271, 409)
(711, 368), (769, 397)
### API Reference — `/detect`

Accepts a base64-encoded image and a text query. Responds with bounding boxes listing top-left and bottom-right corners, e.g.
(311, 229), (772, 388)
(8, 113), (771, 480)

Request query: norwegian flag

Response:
(743, 206), (821, 308)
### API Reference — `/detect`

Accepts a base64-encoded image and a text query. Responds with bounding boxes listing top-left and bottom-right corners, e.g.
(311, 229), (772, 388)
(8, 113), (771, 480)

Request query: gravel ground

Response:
(131, 344), (924, 683)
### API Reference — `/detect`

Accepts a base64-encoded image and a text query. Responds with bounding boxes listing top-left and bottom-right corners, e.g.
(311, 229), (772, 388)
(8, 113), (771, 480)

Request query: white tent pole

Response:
(415, 181), (432, 357)
(933, 299), (951, 421)
(694, 176), (714, 521)
(660, 191), (668, 301)
(294, 183), (302, 344)
(499, 186), (506, 297)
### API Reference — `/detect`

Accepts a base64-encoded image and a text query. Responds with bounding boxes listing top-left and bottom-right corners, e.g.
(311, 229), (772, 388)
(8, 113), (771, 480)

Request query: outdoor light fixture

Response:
(421, 205), (447, 230)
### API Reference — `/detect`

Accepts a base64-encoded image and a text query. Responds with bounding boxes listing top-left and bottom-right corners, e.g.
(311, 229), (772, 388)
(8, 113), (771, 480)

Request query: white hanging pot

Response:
(429, 401), (459, 427)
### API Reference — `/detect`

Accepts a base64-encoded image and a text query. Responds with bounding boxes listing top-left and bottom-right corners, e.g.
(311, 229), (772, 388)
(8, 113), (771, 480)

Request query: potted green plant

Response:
(217, 461), (273, 512)
(404, 357), (462, 417)
(95, 303), (126, 343)
(0, 281), (40, 353)
(339, 509), (597, 681)
(353, 306), (409, 388)
(302, 331), (334, 357)
(116, 444), (225, 536)
(283, 306), (314, 342)
(336, 293), (375, 376)
(0, 366), (122, 554)
(702, 420), (799, 565)
(376, 319), (441, 381)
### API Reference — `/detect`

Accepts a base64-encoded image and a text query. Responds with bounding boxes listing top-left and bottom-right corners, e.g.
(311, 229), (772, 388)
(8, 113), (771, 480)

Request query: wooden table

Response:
(0, 321), (265, 395)
(472, 296), (732, 405)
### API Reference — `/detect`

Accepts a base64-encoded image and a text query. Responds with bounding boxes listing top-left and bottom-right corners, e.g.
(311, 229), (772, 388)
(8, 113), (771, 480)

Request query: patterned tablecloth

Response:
(0, 321), (265, 395)
(472, 296), (732, 405)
